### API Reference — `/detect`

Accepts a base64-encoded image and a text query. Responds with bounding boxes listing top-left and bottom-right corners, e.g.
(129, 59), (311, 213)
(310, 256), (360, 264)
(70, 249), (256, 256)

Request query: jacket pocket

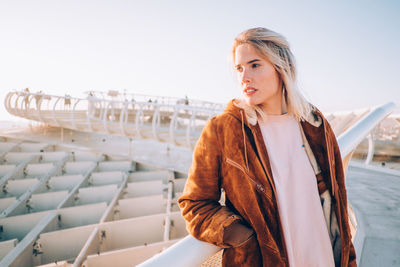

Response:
(225, 157), (272, 202)
(222, 233), (262, 267)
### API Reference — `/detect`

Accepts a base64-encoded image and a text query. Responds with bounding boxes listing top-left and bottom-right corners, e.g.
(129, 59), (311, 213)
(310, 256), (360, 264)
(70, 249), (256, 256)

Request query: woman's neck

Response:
(259, 91), (286, 115)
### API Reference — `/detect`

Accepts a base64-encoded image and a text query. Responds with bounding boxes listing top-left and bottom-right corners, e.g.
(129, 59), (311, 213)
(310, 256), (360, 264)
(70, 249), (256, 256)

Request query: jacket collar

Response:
(223, 98), (323, 128)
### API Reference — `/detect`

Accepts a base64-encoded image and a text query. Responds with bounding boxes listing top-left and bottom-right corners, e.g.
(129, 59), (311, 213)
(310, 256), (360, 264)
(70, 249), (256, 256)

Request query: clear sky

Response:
(0, 0), (399, 121)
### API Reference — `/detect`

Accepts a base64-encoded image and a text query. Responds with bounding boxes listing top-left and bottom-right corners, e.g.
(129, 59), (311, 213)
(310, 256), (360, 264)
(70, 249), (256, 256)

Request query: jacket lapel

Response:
(249, 122), (277, 196)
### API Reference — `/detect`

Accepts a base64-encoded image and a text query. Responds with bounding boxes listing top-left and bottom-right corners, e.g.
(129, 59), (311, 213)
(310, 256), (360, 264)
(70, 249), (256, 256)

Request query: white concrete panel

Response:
(25, 163), (54, 177)
(0, 211), (58, 267)
(135, 162), (159, 171)
(170, 200), (180, 213)
(173, 178), (186, 193)
(19, 143), (49, 152)
(0, 211), (47, 241)
(99, 214), (166, 251)
(52, 145), (74, 152)
(77, 185), (118, 205)
(5, 178), (38, 197)
(0, 239), (18, 260)
(0, 143), (18, 153)
(38, 224), (96, 264)
(4, 152), (36, 163)
(169, 212), (188, 240)
(48, 174), (84, 191)
(89, 171), (125, 186)
(73, 151), (103, 162)
(0, 197), (16, 213)
(36, 260), (69, 267)
(98, 161), (134, 172)
(64, 161), (96, 175)
(174, 171), (187, 179)
(0, 163), (26, 182)
(129, 171), (169, 182)
(99, 176), (128, 223)
(58, 202), (107, 229)
(0, 165), (16, 176)
(85, 239), (178, 267)
(30, 191), (69, 212)
(73, 227), (101, 267)
(129, 170), (170, 182)
(125, 181), (164, 198)
(104, 155), (129, 161)
(41, 152), (69, 163)
(118, 195), (165, 219)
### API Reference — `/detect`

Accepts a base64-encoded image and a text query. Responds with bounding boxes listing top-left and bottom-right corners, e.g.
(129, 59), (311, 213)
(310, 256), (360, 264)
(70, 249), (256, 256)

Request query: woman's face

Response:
(234, 43), (282, 111)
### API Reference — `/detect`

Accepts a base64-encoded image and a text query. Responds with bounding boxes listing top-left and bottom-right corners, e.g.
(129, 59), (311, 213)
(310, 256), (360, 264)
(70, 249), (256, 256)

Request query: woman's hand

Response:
(223, 221), (255, 247)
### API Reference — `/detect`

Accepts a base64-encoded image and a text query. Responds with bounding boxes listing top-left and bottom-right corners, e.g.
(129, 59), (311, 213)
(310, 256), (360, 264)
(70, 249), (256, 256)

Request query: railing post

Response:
(169, 107), (179, 146)
(71, 99), (81, 130)
(36, 94), (44, 123)
(135, 104), (144, 138)
(365, 133), (374, 165)
(119, 100), (129, 136)
(152, 105), (161, 142)
(186, 110), (196, 149)
(163, 180), (173, 242)
(52, 97), (62, 126)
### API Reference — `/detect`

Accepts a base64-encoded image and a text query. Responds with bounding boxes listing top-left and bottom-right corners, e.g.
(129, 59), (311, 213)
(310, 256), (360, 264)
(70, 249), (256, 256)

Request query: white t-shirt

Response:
(258, 113), (334, 267)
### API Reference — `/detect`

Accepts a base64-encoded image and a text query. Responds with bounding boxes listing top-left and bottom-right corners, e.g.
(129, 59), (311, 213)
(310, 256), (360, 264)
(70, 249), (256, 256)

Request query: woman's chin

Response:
(243, 97), (260, 107)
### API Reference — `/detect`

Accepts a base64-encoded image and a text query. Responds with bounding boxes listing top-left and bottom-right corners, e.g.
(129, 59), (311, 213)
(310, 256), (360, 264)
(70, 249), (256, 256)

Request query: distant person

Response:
(64, 94), (71, 110)
(23, 88), (30, 110)
(179, 27), (356, 266)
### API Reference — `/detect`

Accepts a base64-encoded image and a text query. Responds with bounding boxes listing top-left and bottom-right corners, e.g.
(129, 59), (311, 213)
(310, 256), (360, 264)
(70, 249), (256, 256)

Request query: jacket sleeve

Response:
(326, 121), (357, 266)
(178, 117), (249, 248)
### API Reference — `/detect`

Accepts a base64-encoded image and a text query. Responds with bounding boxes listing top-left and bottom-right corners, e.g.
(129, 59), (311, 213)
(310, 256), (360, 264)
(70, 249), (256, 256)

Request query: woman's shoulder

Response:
(206, 112), (241, 132)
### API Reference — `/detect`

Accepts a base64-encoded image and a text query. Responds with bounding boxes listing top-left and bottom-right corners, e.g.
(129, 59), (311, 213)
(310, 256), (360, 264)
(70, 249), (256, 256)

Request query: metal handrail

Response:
(137, 101), (397, 267)
(83, 90), (225, 110)
(338, 102), (396, 157)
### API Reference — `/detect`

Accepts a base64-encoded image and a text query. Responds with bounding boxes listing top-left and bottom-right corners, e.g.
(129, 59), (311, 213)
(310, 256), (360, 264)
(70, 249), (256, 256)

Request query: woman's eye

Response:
(236, 66), (243, 72)
(251, 63), (260, 68)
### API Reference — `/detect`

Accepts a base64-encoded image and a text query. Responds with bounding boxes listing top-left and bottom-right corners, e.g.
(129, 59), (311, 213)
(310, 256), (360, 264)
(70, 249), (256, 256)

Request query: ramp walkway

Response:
(346, 162), (400, 267)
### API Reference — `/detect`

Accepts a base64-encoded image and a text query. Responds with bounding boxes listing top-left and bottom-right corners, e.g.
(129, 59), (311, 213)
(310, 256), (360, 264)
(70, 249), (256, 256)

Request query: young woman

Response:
(178, 27), (356, 267)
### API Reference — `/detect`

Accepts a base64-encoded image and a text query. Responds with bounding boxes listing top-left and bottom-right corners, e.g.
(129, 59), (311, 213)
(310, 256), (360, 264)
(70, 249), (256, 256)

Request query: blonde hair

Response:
(232, 27), (312, 122)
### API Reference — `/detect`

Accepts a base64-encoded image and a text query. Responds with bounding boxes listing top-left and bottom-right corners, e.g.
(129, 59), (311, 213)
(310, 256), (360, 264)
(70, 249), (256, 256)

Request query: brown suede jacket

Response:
(178, 99), (357, 267)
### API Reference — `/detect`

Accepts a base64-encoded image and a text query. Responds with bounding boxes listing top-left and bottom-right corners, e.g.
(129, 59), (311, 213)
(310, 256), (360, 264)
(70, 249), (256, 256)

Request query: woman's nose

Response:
(241, 70), (251, 84)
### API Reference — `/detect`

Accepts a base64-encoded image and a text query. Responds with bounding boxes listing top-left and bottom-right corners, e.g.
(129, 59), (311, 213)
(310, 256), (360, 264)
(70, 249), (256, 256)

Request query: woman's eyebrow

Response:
(247, 59), (261, 64)
(235, 59), (260, 68)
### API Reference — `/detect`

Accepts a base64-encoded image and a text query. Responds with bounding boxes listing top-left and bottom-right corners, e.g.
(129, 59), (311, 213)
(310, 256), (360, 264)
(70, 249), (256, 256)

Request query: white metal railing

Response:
(84, 90), (224, 110)
(4, 90), (399, 156)
(137, 101), (397, 267)
(4, 90), (223, 149)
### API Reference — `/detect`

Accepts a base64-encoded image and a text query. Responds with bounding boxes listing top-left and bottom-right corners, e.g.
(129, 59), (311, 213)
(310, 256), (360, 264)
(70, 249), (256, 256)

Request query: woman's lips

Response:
(244, 87), (257, 96)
